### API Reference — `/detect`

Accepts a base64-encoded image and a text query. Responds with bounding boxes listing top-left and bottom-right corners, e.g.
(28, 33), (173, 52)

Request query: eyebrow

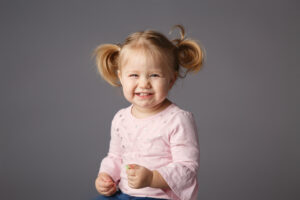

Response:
(124, 70), (139, 74)
(124, 70), (163, 74)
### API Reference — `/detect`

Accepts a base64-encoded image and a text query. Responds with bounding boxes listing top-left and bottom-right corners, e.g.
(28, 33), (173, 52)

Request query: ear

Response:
(168, 72), (178, 89)
(117, 70), (123, 85)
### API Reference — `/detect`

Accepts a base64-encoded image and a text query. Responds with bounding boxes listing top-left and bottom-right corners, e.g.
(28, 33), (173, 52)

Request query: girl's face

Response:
(118, 51), (176, 116)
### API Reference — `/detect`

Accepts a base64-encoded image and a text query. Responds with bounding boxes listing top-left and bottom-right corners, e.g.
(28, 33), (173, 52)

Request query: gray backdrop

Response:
(1, 0), (299, 200)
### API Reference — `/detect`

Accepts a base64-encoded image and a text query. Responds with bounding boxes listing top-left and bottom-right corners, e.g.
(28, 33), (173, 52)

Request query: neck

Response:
(132, 99), (172, 119)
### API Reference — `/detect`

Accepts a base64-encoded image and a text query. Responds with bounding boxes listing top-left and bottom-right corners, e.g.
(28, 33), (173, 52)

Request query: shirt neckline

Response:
(128, 103), (175, 122)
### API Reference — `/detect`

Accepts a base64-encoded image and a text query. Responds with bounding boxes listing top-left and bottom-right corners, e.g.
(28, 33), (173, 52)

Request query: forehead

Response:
(120, 47), (164, 71)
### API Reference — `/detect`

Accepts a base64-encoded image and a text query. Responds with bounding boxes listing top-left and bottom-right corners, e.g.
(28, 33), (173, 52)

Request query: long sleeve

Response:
(156, 111), (200, 200)
(99, 112), (123, 182)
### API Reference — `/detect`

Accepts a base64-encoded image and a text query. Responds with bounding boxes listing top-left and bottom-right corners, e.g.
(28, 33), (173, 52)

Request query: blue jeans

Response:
(94, 190), (168, 200)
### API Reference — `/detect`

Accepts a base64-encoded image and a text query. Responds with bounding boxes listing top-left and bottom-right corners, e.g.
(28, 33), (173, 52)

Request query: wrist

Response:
(149, 170), (158, 188)
(148, 170), (154, 187)
(149, 170), (170, 189)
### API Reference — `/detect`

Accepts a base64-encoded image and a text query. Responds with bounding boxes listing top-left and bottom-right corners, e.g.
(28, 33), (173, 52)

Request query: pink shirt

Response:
(99, 103), (200, 200)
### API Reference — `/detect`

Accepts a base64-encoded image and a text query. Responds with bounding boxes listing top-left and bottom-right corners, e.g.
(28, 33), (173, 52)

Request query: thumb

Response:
(128, 164), (139, 169)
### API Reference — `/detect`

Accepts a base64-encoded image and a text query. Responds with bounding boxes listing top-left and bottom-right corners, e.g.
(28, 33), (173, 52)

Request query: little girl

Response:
(93, 25), (204, 200)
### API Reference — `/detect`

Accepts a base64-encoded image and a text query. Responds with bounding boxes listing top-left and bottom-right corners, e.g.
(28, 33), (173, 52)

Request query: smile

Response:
(135, 92), (153, 97)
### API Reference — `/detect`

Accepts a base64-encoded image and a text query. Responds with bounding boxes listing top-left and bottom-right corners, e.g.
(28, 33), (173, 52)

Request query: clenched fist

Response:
(95, 172), (117, 196)
(126, 164), (153, 189)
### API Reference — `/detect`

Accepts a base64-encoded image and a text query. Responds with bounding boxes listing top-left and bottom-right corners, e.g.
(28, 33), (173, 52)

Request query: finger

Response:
(127, 169), (136, 176)
(105, 184), (117, 196)
(129, 164), (136, 169)
(129, 163), (141, 169)
(96, 179), (115, 192)
(98, 186), (109, 193)
(127, 175), (136, 182)
(96, 182), (109, 194)
(125, 169), (131, 176)
(128, 180), (137, 189)
(96, 177), (111, 186)
(96, 179), (107, 190)
(98, 182), (115, 193)
(99, 180), (115, 188)
(99, 181), (116, 195)
(100, 174), (113, 182)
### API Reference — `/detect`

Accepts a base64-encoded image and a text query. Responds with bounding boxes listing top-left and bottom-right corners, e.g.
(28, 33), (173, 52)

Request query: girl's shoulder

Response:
(169, 103), (194, 116)
(163, 104), (198, 136)
(161, 103), (195, 124)
(111, 105), (131, 123)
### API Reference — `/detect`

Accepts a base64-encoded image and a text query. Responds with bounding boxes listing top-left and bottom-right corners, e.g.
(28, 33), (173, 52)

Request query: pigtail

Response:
(177, 39), (204, 75)
(93, 44), (121, 86)
(171, 25), (205, 77)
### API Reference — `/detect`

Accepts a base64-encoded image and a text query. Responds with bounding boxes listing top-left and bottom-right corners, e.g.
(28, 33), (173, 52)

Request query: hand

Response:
(95, 172), (117, 196)
(126, 164), (153, 189)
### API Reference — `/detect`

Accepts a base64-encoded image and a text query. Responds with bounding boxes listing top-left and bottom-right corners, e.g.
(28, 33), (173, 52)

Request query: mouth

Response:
(135, 92), (153, 97)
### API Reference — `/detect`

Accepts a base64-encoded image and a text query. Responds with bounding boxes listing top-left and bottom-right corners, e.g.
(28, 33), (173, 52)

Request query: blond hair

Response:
(92, 25), (205, 87)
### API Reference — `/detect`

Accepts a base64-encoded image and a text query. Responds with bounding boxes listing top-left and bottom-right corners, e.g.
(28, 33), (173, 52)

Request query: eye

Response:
(129, 74), (138, 77)
(150, 74), (160, 77)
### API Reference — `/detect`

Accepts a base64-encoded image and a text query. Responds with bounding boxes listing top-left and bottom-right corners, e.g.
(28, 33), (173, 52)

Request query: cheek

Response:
(122, 81), (135, 95)
(155, 81), (171, 94)
(121, 87), (133, 102)
(162, 86), (171, 95)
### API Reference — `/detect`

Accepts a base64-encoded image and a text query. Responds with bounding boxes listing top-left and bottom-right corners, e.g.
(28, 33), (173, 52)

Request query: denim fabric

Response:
(94, 190), (168, 200)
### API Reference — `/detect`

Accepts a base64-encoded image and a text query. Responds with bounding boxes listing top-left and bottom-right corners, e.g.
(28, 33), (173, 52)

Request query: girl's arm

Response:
(98, 111), (123, 182)
(155, 111), (200, 200)
(150, 170), (170, 189)
(126, 164), (169, 189)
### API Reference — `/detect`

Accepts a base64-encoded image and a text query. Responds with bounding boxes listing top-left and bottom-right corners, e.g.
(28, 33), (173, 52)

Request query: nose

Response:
(139, 76), (151, 89)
